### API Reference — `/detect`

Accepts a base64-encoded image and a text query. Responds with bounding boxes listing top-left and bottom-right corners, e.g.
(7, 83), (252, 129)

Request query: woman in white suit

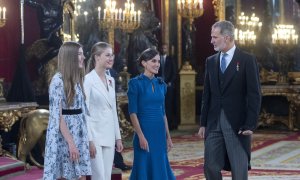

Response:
(84, 42), (123, 180)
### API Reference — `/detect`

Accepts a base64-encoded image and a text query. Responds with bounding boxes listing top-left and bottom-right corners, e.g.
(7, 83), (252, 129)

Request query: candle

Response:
(0, 7), (2, 19)
(3, 7), (6, 19)
(112, 1), (116, 10)
(115, 9), (118, 20)
(177, 0), (181, 11)
(103, 9), (106, 19)
(123, 11), (126, 21)
(134, 11), (136, 21)
(131, 3), (134, 11)
(84, 11), (88, 22)
(119, 8), (122, 20)
(138, 10), (141, 22)
(130, 11), (133, 21)
(188, 0), (191, 9)
(98, 7), (101, 19)
(105, 0), (109, 8)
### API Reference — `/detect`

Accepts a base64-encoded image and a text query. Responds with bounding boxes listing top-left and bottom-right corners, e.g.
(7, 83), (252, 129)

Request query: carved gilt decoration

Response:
(260, 85), (300, 131)
(0, 110), (21, 132)
(212, 0), (225, 21)
(0, 102), (37, 157)
(116, 92), (134, 139)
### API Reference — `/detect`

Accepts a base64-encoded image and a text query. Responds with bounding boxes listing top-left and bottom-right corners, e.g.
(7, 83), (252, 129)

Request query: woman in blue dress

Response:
(43, 42), (92, 180)
(127, 48), (176, 180)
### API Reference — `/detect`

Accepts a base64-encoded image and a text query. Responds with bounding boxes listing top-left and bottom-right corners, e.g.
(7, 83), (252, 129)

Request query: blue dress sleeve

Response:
(127, 79), (138, 114)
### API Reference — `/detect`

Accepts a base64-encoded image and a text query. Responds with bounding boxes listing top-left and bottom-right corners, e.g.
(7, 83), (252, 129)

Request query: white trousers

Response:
(91, 145), (115, 180)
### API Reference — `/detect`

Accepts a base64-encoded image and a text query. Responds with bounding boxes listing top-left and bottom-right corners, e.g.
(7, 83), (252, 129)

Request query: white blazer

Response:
(84, 70), (121, 147)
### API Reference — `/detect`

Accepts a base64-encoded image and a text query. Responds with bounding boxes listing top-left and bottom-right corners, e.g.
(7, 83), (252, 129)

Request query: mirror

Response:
(61, 0), (75, 41)
(224, 0), (300, 84)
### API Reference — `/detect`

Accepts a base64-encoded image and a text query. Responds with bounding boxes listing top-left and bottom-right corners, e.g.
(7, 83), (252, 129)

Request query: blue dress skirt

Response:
(127, 74), (176, 180)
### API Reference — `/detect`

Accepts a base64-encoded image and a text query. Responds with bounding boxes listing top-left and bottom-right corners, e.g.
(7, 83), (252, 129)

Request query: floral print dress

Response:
(43, 73), (91, 180)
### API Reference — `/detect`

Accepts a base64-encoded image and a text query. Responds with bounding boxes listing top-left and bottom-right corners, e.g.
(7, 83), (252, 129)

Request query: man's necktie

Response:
(220, 53), (227, 73)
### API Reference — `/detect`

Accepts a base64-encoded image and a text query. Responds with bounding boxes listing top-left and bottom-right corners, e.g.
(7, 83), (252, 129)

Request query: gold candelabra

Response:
(272, 24), (298, 45)
(118, 0), (141, 33)
(235, 12), (262, 46)
(0, 3), (7, 28)
(177, 0), (204, 30)
(98, 0), (141, 48)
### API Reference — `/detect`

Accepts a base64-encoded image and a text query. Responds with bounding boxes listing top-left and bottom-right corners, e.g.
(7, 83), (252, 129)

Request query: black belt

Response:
(62, 109), (82, 115)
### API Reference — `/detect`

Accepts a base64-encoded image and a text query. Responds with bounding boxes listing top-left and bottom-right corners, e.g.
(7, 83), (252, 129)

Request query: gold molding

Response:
(212, 0), (225, 21)
(178, 67), (197, 129)
(177, 14), (182, 69)
(236, 0), (241, 19)
(162, 0), (170, 45)
(61, 0), (76, 41)
(0, 78), (5, 102)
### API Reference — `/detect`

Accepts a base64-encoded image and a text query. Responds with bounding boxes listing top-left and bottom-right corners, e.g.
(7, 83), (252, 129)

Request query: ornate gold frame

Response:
(61, 0), (76, 41)
(212, 0), (225, 21)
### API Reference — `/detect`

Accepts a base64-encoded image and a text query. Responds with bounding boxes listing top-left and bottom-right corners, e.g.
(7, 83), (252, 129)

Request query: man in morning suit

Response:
(158, 44), (177, 129)
(198, 20), (261, 180)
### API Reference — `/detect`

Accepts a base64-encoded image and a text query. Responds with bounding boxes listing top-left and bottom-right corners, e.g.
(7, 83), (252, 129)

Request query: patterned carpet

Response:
(122, 130), (300, 180)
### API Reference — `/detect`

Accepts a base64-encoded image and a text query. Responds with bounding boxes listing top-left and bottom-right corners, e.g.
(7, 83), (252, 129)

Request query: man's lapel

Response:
(221, 49), (240, 93)
(212, 53), (222, 94)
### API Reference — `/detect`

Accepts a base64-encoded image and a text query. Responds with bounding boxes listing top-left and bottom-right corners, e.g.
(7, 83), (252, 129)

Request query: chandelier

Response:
(271, 24), (298, 84)
(235, 12), (262, 46)
(98, 0), (118, 30)
(118, 0), (141, 33)
(97, 0), (141, 48)
(177, 0), (204, 29)
(0, 1), (7, 28)
(272, 24), (298, 45)
(98, 0), (141, 31)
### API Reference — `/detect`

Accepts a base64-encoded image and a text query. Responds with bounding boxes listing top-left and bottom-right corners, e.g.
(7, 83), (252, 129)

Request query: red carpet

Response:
(1, 166), (122, 180)
(5, 167), (42, 180)
(1, 130), (299, 179)
(122, 130), (300, 180)
(0, 156), (25, 178)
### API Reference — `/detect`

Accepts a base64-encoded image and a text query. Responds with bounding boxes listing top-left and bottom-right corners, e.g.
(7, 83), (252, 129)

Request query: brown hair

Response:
(57, 41), (85, 107)
(86, 42), (112, 73)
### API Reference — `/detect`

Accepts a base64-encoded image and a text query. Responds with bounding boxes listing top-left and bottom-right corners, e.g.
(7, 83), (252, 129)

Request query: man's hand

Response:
(198, 127), (205, 139)
(238, 130), (253, 136)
